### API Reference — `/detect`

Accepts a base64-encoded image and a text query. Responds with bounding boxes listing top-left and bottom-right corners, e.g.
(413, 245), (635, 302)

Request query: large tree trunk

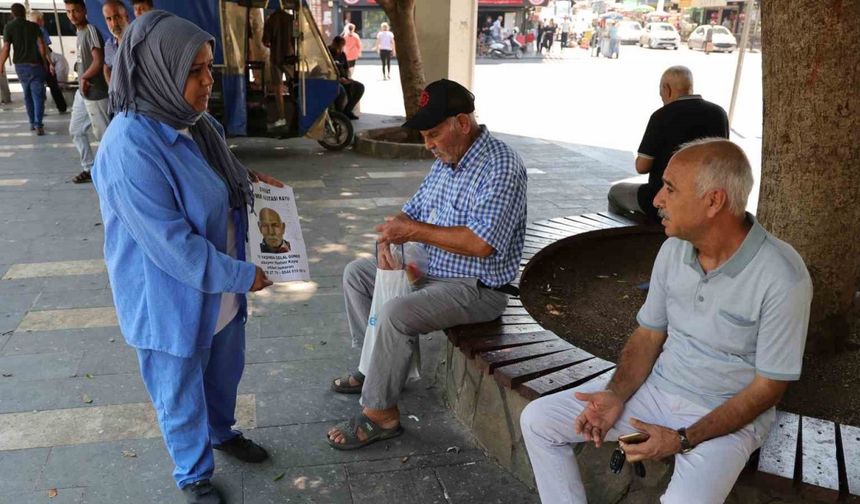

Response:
(377, 0), (426, 119)
(758, 0), (860, 352)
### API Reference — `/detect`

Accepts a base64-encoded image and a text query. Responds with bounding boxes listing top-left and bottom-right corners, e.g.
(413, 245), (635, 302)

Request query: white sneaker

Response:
(274, 119), (287, 127)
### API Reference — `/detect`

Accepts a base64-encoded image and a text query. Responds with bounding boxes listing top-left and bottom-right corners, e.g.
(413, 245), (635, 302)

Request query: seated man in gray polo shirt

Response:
(521, 138), (812, 504)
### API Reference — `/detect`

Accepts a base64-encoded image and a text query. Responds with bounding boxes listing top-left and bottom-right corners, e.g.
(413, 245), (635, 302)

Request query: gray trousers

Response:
(607, 181), (645, 216)
(69, 90), (110, 170)
(343, 257), (507, 410)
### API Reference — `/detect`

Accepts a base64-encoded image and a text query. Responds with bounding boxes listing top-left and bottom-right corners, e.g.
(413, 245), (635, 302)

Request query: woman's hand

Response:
(249, 170), (285, 188)
(250, 266), (273, 291)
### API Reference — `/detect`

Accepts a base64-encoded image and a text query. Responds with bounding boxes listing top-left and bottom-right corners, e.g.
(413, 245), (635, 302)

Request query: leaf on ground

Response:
(400, 456), (409, 464)
(273, 472), (285, 482)
(446, 446), (461, 454)
(1, 373), (12, 378)
(596, 275), (610, 279)
(82, 394), (93, 404)
(85, 373), (94, 379)
(121, 449), (137, 458)
(407, 414), (420, 422)
(47, 489), (58, 498)
(303, 344), (315, 351)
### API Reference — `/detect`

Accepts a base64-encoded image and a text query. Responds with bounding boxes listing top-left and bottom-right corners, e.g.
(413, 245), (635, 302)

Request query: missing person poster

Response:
(247, 182), (311, 283)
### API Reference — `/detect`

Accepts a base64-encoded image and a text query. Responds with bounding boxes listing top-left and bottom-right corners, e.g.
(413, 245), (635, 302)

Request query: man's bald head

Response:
(672, 138), (753, 217)
(659, 66), (693, 104)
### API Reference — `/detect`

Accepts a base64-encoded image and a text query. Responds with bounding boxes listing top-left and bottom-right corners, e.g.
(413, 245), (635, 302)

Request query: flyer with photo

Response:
(247, 182), (311, 283)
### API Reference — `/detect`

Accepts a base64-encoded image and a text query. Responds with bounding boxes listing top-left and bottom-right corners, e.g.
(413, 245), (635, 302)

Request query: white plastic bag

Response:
(358, 244), (421, 381)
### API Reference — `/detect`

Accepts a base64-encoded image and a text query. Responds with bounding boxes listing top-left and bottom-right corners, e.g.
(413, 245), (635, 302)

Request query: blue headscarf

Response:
(109, 10), (252, 215)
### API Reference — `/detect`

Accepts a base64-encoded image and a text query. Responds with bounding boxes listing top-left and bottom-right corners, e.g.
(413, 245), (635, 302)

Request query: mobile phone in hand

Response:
(618, 432), (650, 444)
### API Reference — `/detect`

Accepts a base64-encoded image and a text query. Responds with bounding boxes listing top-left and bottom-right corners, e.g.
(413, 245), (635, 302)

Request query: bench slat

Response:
(561, 216), (606, 230)
(533, 218), (587, 233)
(581, 213), (627, 228)
(757, 411), (799, 490)
(526, 228), (570, 241)
(529, 222), (581, 236)
(507, 298), (523, 307)
(549, 217), (597, 232)
(841, 424), (860, 496)
(503, 307), (530, 316)
(801, 417), (840, 500)
(460, 330), (560, 358)
(597, 211), (638, 226)
(494, 347), (594, 387)
(524, 236), (555, 247)
(453, 323), (544, 341)
(476, 339), (575, 373)
(517, 357), (615, 400)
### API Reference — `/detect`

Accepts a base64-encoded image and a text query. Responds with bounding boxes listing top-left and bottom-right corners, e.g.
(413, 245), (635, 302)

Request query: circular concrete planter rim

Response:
(354, 127), (435, 160)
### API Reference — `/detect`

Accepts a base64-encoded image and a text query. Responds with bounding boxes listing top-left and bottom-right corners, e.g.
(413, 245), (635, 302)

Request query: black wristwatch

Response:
(677, 427), (694, 454)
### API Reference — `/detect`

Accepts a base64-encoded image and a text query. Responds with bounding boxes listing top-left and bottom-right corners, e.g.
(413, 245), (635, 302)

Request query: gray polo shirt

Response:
(637, 214), (812, 437)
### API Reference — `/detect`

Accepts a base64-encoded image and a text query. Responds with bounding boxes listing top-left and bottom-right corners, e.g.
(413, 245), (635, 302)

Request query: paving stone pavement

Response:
(0, 98), (632, 503)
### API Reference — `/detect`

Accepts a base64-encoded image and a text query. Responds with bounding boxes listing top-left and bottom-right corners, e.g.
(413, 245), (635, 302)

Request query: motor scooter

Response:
(488, 31), (524, 59)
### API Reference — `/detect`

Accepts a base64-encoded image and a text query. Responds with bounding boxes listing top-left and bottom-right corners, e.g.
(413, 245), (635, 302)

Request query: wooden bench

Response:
(446, 212), (860, 503)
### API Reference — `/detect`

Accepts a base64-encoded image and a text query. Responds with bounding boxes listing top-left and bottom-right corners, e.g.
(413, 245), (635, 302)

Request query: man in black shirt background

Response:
(608, 65), (729, 222)
(329, 35), (364, 120)
(0, 3), (52, 134)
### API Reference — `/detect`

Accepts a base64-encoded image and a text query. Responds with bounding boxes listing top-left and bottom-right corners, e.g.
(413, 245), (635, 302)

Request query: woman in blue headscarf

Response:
(92, 11), (282, 504)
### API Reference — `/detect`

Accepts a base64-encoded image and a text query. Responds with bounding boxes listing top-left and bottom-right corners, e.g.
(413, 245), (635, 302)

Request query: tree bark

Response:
(377, 0), (426, 119)
(759, 0), (860, 352)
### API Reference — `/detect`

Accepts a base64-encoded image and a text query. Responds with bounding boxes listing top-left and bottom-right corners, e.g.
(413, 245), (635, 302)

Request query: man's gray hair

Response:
(661, 65), (693, 93)
(676, 138), (754, 217)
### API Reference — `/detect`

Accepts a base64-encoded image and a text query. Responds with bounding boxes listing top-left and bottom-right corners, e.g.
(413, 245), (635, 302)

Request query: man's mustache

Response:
(658, 209), (668, 221)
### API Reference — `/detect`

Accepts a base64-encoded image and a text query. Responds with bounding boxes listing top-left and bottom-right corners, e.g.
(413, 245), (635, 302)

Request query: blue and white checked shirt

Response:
(402, 127), (527, 287)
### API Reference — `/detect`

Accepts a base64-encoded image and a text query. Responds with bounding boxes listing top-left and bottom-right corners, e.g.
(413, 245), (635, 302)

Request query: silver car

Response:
(616, 21), (643, 45)
(687, 25), (738, 53)
(639, 22), (680, 50)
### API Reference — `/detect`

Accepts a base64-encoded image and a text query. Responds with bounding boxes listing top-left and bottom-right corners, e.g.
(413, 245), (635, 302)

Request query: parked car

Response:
(639, 22), (680, 50)
(687, 25), (737, 53)
(616, 20), (643, 45)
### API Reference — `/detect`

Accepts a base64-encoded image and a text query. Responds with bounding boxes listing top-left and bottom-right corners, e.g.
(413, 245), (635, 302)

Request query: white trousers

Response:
(69, 90), (110, 170)
(520, 379), (764, 504)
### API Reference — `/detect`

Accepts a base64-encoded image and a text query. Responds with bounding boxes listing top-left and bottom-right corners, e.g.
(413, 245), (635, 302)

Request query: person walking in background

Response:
(92, 11), (285, 503)
(542, 19), (556, 53)
(28, 9), (67, 113)
(375, 22), (394, 80)
(262, 5), (295, 128)
(608, 21), (620, 59)
(64, 0), (110, 184)
(344, 23), (362, 78)
(560, 16), (571, 52)
(0, 3), (52, 135)
(704, 22), (715, 55)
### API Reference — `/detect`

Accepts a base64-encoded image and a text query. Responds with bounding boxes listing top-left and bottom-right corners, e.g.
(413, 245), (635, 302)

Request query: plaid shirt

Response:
(402, 127), (527, 287)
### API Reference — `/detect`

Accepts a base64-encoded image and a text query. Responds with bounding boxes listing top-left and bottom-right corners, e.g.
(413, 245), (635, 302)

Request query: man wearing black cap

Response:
(327, 79), (528, 450)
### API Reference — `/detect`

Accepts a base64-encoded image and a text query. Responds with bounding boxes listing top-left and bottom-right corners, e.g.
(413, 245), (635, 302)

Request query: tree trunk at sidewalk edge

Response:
(758, 0), (860, 353)
(378, 0), (426, 142)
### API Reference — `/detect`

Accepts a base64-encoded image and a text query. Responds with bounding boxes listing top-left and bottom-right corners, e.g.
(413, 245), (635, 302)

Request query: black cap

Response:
(402, 79), (475, 131)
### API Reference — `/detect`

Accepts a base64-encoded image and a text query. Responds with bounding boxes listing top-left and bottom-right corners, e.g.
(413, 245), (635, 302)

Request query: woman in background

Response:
(375, 22), (395, 80)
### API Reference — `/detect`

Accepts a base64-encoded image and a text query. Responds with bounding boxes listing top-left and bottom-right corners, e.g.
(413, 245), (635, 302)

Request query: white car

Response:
(616, 21), (643, 45)
(687, 25), (737, 53)
(639, 22), (680, 50)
